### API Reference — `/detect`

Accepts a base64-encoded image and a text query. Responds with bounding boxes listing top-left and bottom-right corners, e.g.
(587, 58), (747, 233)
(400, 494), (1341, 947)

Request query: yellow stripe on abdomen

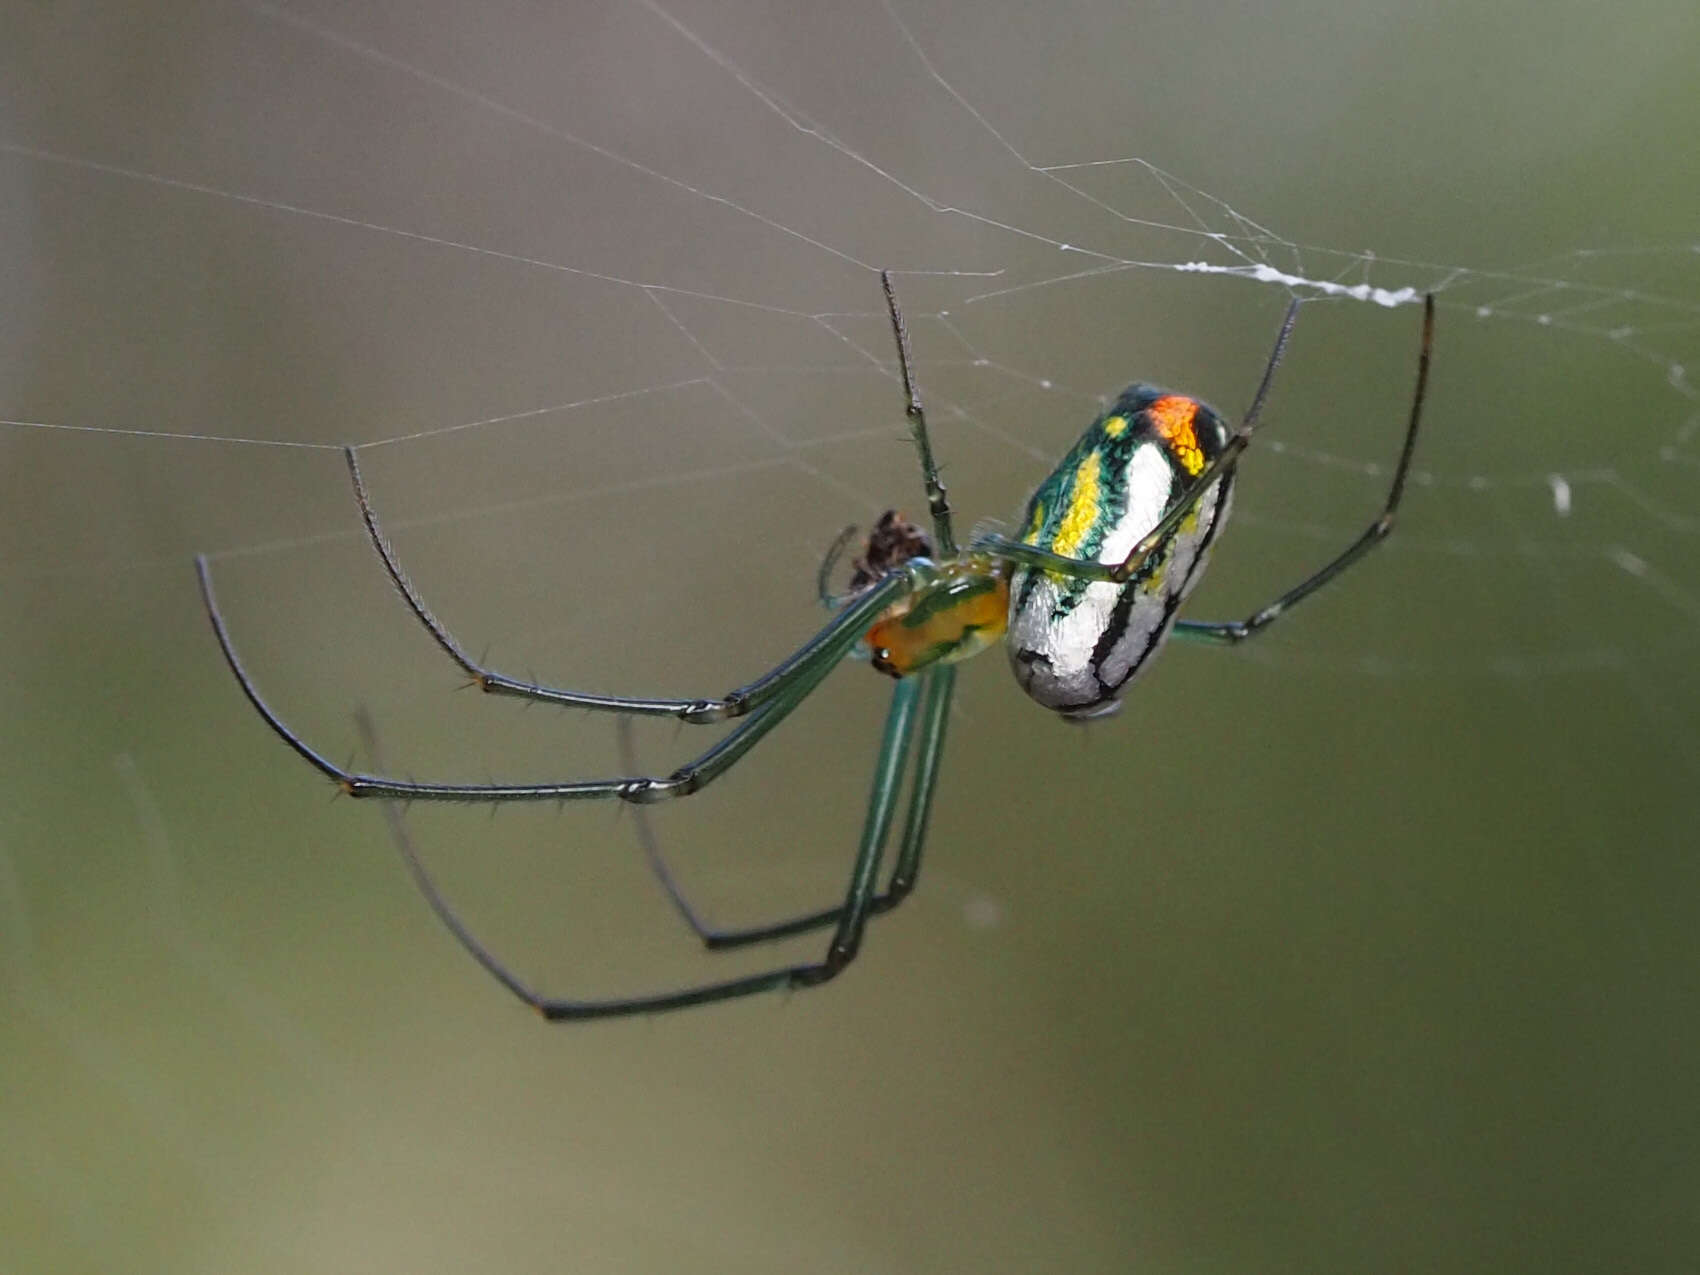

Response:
(1050, 450), (1103, 558)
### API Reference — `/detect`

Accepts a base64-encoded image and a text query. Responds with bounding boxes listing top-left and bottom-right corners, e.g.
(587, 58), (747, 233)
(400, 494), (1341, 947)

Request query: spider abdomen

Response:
(1007, 386), (1235, 719)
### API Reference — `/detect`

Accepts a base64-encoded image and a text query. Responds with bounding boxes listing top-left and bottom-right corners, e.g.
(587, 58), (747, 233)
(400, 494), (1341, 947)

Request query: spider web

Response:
(3, 2), (1699, 1272)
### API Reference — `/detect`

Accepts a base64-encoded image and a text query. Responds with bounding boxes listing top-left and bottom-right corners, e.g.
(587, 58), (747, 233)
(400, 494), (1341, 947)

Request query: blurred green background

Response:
(4, 2), (1699, 1272)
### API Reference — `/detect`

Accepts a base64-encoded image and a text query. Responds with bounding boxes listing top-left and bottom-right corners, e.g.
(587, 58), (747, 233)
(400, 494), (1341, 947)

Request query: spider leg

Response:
(357, 668), (926, 1018)
(342, 446), (908, 724)
(815, 522), (861, 610)
(881, 270), (957, 556)
(623, 665), (955, 950)
(197, 554), (905, 805)
(1174, 293), (1433, 643)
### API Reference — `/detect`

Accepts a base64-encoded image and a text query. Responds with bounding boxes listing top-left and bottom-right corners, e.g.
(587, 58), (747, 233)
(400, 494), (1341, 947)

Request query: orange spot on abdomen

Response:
(1148, 395), (1205, 475)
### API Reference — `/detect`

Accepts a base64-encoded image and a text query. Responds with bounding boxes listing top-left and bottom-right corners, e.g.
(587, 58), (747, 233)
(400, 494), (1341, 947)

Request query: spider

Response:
(197, 273), (1434, 1020)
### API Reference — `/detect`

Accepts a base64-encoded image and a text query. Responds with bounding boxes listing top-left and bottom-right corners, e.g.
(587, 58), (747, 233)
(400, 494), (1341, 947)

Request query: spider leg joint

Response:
(682, 698), (732, 724)
(620, 773), (697, 803)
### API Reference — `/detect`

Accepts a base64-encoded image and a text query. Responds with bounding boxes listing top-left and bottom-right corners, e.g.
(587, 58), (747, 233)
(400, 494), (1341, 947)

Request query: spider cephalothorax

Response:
(839, 510), (1012, 679)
